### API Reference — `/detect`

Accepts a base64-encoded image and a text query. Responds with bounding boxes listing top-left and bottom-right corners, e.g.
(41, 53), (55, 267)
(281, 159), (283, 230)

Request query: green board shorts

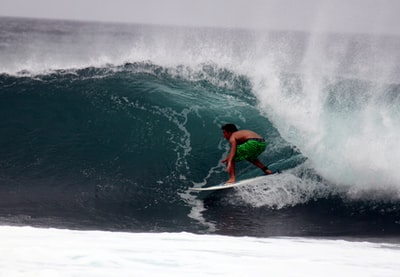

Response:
(234, 139), (266, 162)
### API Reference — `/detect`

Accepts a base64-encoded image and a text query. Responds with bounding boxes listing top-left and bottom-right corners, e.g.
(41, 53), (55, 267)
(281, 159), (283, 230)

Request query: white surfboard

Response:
(190, 175), (271, 191)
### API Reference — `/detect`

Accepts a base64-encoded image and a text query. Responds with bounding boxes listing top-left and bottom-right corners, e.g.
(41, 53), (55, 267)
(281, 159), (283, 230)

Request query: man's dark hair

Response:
(221, 123), (238, 133)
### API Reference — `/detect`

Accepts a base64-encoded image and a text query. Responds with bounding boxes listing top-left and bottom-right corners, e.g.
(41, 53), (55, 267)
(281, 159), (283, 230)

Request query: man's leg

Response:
(248, 159), (272, 175)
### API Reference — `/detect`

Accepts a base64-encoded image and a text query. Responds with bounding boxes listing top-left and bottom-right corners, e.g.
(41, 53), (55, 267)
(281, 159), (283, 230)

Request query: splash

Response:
(250, 32), (400, 192)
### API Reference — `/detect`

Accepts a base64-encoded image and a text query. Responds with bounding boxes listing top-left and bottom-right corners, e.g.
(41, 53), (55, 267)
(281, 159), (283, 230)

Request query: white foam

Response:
(234, 170), (331, 209)
(1, 226), (399, 276)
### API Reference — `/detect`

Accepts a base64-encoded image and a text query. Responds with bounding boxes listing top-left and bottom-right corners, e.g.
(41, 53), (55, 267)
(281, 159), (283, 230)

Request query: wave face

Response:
(1, 17), (400, 237)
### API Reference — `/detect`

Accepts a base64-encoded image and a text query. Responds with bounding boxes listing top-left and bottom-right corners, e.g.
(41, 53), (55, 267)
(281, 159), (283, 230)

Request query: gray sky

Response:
(1, 0), (400, 35)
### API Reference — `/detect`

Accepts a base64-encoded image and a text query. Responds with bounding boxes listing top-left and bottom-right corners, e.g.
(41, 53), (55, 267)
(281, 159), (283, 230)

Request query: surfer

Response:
(221, 123), (272, 183)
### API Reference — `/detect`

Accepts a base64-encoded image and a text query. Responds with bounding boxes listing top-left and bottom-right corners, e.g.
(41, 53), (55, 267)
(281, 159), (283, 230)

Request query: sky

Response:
(1, 0), (400, 35)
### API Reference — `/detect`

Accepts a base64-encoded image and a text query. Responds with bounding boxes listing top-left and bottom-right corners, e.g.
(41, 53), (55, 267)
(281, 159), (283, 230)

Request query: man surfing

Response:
(221, 123), (272, 184)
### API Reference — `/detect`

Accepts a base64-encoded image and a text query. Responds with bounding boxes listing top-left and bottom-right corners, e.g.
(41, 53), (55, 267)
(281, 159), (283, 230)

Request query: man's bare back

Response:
(229, 130), (263, 144)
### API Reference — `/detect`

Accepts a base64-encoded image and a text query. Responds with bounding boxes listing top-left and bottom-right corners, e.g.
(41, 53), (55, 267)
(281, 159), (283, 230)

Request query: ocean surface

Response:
(1, 16), (400, 275)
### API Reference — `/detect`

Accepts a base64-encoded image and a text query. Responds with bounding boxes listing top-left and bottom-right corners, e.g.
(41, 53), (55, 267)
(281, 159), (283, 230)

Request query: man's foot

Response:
(262, 166), (273, 175)
(225, 178), (236, 184)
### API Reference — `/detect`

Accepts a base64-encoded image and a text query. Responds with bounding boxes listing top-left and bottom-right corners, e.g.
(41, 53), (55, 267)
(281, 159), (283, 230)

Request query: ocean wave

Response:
(1, 17), (400, 236)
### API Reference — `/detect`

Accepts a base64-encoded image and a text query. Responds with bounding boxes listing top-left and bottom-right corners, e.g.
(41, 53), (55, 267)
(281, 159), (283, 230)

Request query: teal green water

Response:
(0, 63), (300, 231)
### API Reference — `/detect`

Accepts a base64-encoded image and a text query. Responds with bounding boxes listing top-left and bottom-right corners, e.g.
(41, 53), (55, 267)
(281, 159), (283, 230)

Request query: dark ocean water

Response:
(1, 17), (400, 238)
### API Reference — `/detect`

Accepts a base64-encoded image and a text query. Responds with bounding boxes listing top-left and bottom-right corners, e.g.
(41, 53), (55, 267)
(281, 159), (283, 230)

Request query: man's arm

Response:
(227, 136), (237, 162)
(222, 135), (237, 166)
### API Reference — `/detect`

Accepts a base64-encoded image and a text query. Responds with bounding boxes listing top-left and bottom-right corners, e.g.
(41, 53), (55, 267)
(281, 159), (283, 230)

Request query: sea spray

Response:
(251, 32), (400, 192)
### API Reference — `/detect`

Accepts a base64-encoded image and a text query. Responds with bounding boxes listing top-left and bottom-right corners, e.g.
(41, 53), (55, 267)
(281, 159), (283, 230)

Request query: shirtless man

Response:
(221, 123), (272, 183)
